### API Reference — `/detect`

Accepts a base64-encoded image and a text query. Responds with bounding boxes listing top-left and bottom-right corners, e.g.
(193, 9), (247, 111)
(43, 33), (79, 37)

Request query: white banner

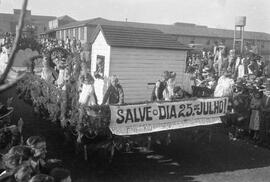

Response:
(109, 97), (228, 135)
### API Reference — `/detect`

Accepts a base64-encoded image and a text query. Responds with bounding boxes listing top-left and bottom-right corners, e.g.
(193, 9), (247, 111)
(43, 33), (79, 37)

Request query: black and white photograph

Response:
(0, 0), (270, 181)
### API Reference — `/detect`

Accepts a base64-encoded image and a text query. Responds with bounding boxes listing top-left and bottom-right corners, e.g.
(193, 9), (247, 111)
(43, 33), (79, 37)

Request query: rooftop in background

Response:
(54, 17), (270, 41)
(0, 9), (56, 21)
(91, 24), (190, 50)
(0, 9), (55, 35)
(48, 15), (76, 30)
(55, 15), (76, 21)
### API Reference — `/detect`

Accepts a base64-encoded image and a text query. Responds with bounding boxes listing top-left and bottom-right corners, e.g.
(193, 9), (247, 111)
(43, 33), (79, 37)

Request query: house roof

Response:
(91, 24), (190, 50)
(56, 15), (76, 21)
(55, 17), (270, 41)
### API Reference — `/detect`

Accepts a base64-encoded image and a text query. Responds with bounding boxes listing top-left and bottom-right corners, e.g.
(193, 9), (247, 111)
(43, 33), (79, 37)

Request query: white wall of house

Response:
(91, 31), (111, 104)
(109, 47), (187, 103)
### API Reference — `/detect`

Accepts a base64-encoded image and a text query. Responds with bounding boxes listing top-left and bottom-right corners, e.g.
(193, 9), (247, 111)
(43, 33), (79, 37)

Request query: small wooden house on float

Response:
(90, 24), (190, 103)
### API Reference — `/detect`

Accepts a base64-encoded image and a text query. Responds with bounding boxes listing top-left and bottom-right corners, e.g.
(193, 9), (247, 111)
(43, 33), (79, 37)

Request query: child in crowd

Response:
(249, 91), (263, 141)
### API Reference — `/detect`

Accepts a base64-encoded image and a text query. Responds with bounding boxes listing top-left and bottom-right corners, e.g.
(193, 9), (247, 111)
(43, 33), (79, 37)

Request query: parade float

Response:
(0, 0), (229, 161)
(15, 44), (229, 161)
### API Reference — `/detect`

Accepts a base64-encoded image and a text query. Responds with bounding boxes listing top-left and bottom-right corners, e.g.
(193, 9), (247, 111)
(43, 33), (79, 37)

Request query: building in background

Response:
(41, 15), (76, 38)
(0, 9), (55, 37)
(48, 15), (76, 30)
(45, 17), (270, 60)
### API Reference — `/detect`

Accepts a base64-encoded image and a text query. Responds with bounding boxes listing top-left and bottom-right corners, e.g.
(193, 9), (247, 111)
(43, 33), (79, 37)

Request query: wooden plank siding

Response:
(110, 47), (187, 103)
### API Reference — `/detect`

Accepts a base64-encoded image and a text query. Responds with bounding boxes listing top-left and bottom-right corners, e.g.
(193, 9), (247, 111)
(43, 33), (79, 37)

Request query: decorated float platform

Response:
(16, 73), (228, 137)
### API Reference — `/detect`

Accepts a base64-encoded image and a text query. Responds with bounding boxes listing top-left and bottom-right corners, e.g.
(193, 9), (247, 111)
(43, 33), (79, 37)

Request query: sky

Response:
(0, 0), (270, 33)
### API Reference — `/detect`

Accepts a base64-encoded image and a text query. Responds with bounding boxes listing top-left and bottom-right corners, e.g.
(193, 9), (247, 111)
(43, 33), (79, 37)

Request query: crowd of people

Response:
(184, 42), (270, 146)
(39, 36), (82, 55)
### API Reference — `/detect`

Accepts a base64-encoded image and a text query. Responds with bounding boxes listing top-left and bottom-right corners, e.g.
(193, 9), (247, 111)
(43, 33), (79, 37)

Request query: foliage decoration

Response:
(16, 73), (111, 137)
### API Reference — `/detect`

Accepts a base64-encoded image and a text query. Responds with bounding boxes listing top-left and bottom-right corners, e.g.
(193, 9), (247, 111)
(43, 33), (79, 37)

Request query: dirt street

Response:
(1, 86), (270, 182)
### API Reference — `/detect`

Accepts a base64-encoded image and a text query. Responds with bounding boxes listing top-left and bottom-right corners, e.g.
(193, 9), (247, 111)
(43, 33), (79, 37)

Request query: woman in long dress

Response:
(249, 91), (262, 140)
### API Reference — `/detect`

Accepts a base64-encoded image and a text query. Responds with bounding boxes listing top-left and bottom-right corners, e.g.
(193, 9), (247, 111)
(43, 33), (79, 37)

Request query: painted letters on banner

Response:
(109, 97), (228, 135)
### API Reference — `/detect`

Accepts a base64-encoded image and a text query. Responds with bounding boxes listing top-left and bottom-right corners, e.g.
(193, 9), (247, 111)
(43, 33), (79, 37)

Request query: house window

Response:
(80, 27), (84, 40)
(94, 55), (105, 79)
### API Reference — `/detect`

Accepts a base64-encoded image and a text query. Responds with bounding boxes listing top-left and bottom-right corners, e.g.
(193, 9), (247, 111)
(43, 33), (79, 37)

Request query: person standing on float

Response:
(94, 57), (105, 105)
(151, 71), (170, 101)
(163, 72), (177, 101)
(102, 75), (124, 105)
(78, 73), (97, 106)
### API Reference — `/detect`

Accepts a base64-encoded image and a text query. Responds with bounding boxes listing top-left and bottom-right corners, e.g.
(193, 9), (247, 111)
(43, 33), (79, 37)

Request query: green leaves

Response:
(16, 73), (110, 135)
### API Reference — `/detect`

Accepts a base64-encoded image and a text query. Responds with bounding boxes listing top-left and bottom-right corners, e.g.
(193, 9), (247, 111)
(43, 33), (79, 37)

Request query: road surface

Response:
(1, 86), (270, 182)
